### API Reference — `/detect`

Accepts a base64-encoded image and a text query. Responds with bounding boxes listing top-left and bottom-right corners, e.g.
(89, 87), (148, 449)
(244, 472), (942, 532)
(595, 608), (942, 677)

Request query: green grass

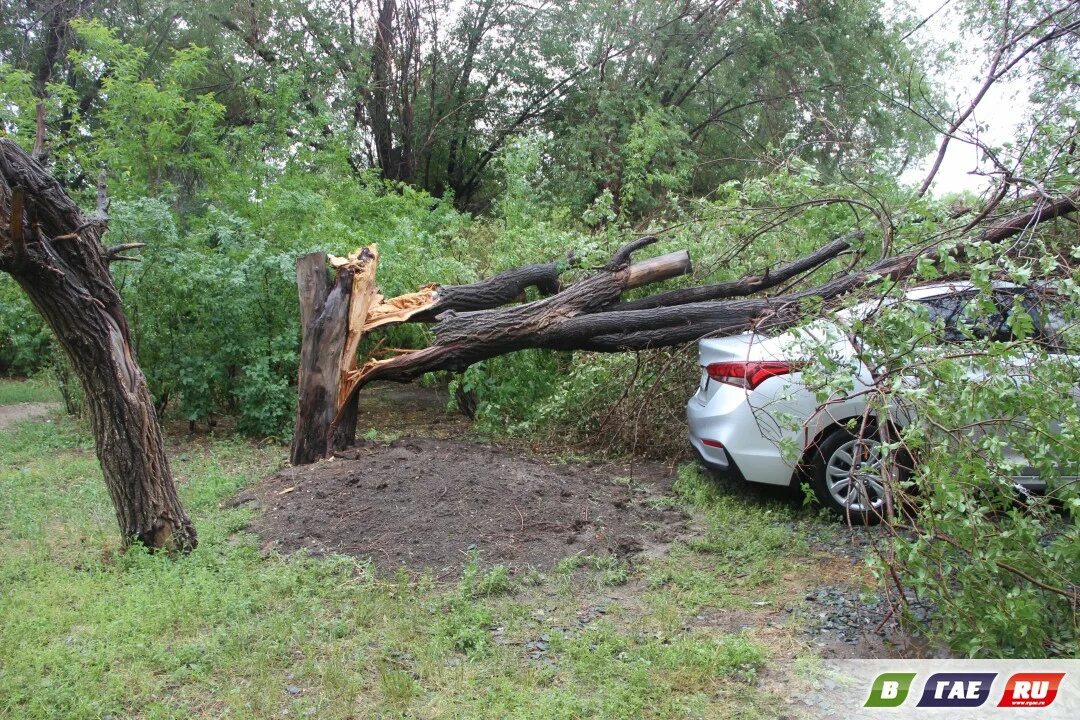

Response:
(0, 376), (61, 404)
(638, 465), (812, 613)
(0, 384), (838, 719)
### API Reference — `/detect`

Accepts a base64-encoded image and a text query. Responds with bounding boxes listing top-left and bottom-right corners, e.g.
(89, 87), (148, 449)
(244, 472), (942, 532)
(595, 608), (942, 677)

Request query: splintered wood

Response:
(332, 246), (439, 426)
(289, 239), (693, 465)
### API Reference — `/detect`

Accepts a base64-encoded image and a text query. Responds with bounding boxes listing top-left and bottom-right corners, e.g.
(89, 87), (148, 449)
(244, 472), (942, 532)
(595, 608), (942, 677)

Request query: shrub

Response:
(0, 277), (53, 376)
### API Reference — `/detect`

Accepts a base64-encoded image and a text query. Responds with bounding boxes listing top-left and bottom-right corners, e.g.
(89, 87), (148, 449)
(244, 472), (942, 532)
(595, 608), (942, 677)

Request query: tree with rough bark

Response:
(0, 138), (195, 552)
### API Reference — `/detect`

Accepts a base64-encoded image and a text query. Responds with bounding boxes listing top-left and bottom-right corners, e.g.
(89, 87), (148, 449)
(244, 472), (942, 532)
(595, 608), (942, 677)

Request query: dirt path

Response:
(0, 402), (57, 430)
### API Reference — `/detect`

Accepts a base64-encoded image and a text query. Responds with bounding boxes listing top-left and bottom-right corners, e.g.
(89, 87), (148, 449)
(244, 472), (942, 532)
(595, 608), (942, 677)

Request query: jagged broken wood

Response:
(289, 240), (693, 464)
(288, 245), (605, 464)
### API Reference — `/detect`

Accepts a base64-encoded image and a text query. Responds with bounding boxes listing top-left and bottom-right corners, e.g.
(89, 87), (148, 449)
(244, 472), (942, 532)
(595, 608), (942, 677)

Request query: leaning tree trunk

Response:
(0, 139), (196, 551)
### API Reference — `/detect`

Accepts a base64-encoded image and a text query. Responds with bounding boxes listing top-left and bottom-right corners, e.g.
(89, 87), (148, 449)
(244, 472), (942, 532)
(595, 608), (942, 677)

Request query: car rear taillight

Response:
(705, 361), (799, 390)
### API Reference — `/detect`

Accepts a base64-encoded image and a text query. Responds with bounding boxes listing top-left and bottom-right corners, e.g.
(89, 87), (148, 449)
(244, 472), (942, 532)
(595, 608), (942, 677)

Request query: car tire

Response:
(810, 426), (896, 525)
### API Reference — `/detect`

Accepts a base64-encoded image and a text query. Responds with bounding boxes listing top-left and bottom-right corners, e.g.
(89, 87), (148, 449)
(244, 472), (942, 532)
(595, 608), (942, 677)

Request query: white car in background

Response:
(686, 281), (1069, 524)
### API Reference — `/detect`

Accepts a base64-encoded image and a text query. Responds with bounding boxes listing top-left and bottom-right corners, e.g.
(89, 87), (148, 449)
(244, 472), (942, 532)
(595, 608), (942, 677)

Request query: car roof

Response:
(839, 280), (1026, 321)
(901, 280), (1022, 301)
(703, 280), (1035, 347)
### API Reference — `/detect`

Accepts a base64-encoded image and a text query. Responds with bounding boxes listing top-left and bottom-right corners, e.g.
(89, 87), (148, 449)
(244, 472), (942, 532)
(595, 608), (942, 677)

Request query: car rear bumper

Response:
(689, 432), (730, 472)
(686, 394), (797, 486)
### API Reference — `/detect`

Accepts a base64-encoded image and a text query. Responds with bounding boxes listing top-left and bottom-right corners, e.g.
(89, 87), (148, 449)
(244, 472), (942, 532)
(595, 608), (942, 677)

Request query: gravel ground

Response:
(793, 521), (940, 656)
(797, 584), (933, 645)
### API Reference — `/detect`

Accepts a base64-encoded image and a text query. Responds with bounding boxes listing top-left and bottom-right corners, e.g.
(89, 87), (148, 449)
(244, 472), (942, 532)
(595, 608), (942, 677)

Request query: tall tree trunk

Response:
(369, 0), (401, 181)
(0, 139), (196, 551)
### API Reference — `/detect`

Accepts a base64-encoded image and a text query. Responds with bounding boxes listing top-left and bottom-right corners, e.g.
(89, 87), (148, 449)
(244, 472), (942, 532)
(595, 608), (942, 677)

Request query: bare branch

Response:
(604, 235), (660, 269)
(918, 6), (1080, 195)
(105, 243), (147, 263)
(614, 231), (860, 311)
(31, 103), (46, 162)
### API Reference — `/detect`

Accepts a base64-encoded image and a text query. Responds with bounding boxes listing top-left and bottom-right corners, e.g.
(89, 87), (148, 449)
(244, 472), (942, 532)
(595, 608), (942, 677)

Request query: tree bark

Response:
(290, 257), (354, 465)
(0, 139), (196, 551)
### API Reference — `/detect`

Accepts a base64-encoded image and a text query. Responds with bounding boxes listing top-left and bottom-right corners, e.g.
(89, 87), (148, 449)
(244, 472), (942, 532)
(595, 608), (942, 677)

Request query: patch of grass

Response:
(646, 494), (679, 511)
(0, 418), (803, 718)
(554, 553), (631, 589)
(641, 464), (829, 625)
(459, 553), (512, 598)
(0, 376), (60, 404)
(361, 427), (402, 442)
(673, 463), (808, 560)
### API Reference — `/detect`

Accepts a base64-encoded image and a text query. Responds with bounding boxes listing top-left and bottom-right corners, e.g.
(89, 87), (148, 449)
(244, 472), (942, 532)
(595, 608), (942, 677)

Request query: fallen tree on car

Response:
(3, 134), (1076, 553)
(290, 191), (1080, 465)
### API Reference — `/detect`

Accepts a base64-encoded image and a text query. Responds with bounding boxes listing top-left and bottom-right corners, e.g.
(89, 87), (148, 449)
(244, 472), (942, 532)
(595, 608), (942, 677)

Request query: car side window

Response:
(918, 292), (1012, 343)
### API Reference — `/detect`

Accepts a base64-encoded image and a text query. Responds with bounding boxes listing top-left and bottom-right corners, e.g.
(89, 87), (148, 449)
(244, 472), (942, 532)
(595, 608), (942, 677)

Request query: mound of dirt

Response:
(237, 438), (688, 576)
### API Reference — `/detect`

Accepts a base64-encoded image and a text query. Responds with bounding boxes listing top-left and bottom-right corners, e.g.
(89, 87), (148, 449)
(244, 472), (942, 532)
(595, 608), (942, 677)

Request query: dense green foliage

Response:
(0, 4), (933, 436)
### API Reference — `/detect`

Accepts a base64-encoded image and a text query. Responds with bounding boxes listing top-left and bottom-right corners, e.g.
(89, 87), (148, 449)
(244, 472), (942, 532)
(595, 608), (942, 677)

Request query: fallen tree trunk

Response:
(0, 139), (196, 551)
(290, 192), (1079, 465)
(289, 239), (691, 463)
(288, 245), (609, 464)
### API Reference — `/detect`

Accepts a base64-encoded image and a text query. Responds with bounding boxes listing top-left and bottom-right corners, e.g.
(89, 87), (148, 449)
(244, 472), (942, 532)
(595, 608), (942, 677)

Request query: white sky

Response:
(900, 0), (1031, 195)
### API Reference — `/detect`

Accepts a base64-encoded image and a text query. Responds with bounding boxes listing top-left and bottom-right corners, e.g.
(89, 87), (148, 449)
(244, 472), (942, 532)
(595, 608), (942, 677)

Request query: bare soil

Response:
(238, 435), (687, 577)
(0, 402), (56, 430)
(233, 382), (930, 659)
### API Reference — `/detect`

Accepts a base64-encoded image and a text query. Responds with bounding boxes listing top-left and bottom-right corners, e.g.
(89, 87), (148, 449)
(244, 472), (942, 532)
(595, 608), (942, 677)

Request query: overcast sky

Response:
(900, 0), (1029, 195)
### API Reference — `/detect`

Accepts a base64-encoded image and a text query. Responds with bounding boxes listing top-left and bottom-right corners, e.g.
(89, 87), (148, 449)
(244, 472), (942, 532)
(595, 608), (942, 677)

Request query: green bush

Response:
(0, 277), (52, 376)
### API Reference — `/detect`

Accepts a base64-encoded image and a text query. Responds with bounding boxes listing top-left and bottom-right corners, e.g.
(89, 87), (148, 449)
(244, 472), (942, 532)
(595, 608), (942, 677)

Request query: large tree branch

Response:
(350, 190), (1080, 387)
(613, 231), (859, 311)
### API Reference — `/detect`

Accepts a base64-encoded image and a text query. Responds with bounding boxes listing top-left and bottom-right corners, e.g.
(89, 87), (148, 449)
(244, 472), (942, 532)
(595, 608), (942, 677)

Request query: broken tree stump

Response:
(290, 249), (373, 465)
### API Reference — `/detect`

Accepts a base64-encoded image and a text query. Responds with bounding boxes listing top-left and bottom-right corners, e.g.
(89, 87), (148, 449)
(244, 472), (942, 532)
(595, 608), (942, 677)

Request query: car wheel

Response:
(811, 427), (891, 525)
